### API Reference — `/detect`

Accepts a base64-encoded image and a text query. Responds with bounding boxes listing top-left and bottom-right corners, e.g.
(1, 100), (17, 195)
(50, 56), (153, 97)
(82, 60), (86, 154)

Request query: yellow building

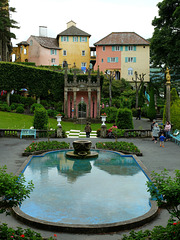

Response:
(57, 21), (91, 70)
(12, 41), (29, 62)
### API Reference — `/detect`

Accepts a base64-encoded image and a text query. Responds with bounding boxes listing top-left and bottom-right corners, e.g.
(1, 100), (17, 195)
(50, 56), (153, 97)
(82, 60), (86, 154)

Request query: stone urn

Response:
(101, 115), (107, 125)
(56, 115), (62, 127)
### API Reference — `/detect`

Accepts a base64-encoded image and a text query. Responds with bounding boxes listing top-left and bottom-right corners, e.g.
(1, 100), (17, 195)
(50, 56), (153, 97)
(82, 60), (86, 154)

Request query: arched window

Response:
(128, 68), (133, 76)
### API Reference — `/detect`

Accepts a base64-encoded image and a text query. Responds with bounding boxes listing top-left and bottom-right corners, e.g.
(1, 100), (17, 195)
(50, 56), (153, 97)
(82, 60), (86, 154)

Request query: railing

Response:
(0, 129), (56, 138)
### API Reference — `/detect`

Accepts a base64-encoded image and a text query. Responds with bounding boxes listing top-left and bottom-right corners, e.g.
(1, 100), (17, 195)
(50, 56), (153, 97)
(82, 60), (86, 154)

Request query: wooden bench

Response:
(20, 129), (36, 139)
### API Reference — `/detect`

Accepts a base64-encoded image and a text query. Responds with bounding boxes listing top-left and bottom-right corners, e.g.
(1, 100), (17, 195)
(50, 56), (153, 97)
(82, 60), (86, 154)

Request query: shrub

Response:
(10, 103), (16, 110)
(16, 105), (25, 113)
(101, 107), (117, 123)
(0, 166), (34, 214)
(47, 109), (58, 117)
(0, 103), (9, 111)
(33, 107), (48, 130)
(147, 169), (180, 220)
(170, 99), (180, 130)
(96, 141), (140, 153)
(116, 108), (134, 129)
(30, 103), (44, 113)
(141, 106), (149, 118)
(24, 141), (69, 153)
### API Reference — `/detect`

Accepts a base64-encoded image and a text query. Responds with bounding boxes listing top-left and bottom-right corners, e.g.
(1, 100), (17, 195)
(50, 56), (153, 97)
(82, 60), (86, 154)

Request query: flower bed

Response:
(23, 141), (70, 156)
(96, 141), (142, 156)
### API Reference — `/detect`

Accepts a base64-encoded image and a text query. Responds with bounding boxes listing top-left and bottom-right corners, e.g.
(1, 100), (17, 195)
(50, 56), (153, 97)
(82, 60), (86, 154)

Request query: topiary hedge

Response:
(33, 107), (48, 130)
(116, 108), (134, 129)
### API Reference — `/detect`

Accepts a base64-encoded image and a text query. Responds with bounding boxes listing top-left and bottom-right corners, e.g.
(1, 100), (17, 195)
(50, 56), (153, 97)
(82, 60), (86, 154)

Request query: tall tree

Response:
(0, 0), (19, 61)
(151, 0), (180, 70)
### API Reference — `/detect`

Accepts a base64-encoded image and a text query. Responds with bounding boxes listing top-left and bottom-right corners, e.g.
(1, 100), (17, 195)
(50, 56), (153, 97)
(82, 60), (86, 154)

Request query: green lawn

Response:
(0, 111), (112, 131)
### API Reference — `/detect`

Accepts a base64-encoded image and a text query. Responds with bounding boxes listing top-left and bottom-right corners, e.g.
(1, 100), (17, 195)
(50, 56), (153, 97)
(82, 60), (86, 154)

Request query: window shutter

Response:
(112, 46), (115, 51)
(55, 50), (57, 55)
(125, 57), (128, 63)
(67, 37), (69, 42)
(133, 57), (136, 62)
(107, 57), (110, 63)
(80, 37), (82, 42)
(61, 36), (63, 42)
(121, 46), (123, 51)
(115, 57), (118, 62)
(125, 46), (128, 51)
(134, 46), (136, 51)
(85, 37), (87, 42)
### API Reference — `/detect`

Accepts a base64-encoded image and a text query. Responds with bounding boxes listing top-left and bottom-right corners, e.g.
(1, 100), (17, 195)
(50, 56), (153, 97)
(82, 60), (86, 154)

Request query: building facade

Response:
(94, 32), (150, 82)
(57, 21), (91, 70)
(27, 35), (61, 66)
(11, 41), (29, 62)
(64, 68), (101, 121)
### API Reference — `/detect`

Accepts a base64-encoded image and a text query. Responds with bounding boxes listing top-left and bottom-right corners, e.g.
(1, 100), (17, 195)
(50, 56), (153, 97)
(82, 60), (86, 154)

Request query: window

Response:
(73, 36), (78, 42)
(125, 57), (136, 63)
(30, 40), (33, 46)
(112, 46), (123, 51)
(103, 46), (106, 51)
(128, 68), (133, 75)
(82, 50), (85, 56)
(63, 50), (67, 56)
(24, 49), (27, 55)
(51, 49), (57, 55)
(101, 59), (104, 63)
(51, 58), (55, 63)
(61, 36), (69, 42)
(125, 46), (136, 51)
(80, 37), (87, 42)
(81, 62), (87, 67)
(107, 57), (119, 63)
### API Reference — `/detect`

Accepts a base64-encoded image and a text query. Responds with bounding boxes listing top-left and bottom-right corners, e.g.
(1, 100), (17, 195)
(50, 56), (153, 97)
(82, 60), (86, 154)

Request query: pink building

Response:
(27, 35), (61, 66)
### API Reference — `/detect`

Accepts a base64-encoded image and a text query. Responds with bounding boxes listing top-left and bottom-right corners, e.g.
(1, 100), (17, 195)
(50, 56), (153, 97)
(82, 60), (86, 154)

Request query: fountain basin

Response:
(13, 150), (158, 233)
(66, 140), (98, 158)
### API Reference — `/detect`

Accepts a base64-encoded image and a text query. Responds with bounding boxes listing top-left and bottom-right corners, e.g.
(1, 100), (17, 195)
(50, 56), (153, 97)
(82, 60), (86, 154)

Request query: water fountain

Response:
(66, 140), (99, 158)
(13, 142), (158, 233)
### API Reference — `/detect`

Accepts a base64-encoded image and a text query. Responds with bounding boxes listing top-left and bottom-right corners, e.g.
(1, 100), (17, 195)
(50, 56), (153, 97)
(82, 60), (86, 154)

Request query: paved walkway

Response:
(0, 118), (180, 240)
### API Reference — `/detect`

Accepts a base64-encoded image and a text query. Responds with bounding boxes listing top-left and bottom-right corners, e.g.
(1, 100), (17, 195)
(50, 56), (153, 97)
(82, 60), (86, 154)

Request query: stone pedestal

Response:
(100, 125), (107, 138)
(57, 126), (63, 138)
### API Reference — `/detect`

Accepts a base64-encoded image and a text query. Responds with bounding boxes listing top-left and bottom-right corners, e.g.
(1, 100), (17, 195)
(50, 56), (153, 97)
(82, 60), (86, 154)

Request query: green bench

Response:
(20, 129), (36, 139)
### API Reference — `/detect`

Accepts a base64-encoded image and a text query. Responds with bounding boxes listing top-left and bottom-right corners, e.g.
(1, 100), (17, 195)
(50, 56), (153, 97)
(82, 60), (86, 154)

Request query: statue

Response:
(165, 67), (171, 83)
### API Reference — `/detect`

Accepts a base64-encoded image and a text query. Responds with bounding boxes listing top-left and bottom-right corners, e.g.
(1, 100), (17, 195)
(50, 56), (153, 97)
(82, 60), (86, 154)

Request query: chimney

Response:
(39, 26), (47, 37)
(67, 20), (76, 29)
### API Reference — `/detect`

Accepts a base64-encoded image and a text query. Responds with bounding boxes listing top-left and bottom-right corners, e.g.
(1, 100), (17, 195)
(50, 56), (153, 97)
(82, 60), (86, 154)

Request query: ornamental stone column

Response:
(165, 67), (171, 122)
(73, 89), (77, 119)
(88, 89), (91, 119)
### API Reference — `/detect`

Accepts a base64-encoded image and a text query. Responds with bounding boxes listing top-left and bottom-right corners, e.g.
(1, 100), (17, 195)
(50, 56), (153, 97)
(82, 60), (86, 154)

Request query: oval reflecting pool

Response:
(20, 150), (151, 225)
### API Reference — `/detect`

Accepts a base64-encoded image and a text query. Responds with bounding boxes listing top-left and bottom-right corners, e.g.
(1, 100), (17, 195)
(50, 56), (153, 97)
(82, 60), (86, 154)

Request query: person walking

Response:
(136, 107), (141, 120)
(159, 133), (166, 147)
(152, 123), (160, 143)
(84, 122), (91, 138)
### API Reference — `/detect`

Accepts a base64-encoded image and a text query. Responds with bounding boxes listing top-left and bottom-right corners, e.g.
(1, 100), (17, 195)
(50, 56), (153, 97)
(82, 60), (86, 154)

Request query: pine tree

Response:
(0, 0), (19, 61)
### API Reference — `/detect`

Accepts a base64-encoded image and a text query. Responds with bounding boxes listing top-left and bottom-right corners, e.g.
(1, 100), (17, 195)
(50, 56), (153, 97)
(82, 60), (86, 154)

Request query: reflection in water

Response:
(21, 150), (151, 224)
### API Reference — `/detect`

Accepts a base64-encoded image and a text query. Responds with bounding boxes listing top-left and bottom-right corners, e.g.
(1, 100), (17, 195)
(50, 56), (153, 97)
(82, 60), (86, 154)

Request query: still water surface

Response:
(21, 150), (151, 224)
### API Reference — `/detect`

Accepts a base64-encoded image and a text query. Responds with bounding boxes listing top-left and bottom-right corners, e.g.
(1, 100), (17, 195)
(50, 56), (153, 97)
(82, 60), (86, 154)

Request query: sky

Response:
(9, 0), (161, 47)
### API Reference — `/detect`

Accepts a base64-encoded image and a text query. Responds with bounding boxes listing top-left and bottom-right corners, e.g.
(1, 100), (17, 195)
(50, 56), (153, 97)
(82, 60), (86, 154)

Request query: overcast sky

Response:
(10, 0), (161, 47)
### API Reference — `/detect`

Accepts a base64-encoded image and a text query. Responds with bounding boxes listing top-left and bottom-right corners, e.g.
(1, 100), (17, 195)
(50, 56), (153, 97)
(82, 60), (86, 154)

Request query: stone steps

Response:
(66, 130), (97, 138)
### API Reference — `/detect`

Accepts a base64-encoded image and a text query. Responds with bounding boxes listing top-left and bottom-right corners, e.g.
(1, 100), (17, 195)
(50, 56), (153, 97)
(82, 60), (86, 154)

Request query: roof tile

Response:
(94, 32), (149, 46)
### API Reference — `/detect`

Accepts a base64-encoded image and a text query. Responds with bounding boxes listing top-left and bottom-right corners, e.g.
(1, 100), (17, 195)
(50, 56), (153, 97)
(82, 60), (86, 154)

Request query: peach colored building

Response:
(94, 32), (150, 82)
(27, 35), (61, 66)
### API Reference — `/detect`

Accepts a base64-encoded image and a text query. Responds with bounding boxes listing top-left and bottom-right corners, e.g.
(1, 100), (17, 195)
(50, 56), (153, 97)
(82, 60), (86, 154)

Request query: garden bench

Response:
(20, 129), (36, 139)
(170, 129), (180, 145)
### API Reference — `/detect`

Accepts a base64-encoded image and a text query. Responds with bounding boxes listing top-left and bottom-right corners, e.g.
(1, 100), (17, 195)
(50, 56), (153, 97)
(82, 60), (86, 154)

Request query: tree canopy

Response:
(150, 0), (180, 70)
(0, 0), (19, 60)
